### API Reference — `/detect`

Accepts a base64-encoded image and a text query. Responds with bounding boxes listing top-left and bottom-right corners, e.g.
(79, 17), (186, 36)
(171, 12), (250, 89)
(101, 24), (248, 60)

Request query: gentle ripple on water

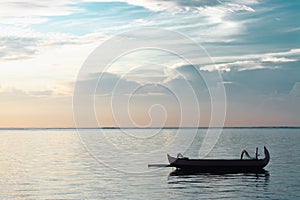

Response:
(0, 128), (300, 199)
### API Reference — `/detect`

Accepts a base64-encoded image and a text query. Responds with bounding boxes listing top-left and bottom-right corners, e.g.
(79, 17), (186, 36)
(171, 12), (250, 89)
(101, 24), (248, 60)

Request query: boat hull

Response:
(169, 161), (267, 172)
(168, 147), (270, 172)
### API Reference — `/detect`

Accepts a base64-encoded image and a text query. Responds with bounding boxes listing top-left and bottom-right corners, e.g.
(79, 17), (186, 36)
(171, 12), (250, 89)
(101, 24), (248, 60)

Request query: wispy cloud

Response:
(203, 49), (300, 72)
(0, 37), (38, 60)
(78, 0), (259, 44)
(0, 0), (82, 17)
(261, 56), (297, 63)
(0, 0), (83, 27)
(0, 86), (54, 98)
(0, 27), (106, 61)
(84, 0), (257, 12)
(285, 26), (300, 33)
(0, 17), (48, 27)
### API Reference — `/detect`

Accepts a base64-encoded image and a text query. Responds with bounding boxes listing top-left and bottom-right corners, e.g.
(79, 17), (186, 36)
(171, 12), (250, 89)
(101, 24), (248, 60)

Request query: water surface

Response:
(0, 128), (299, 199)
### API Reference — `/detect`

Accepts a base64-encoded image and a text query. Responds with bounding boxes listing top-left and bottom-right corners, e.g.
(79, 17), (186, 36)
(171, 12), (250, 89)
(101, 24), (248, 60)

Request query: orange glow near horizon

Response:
(1, 95), (299, 128)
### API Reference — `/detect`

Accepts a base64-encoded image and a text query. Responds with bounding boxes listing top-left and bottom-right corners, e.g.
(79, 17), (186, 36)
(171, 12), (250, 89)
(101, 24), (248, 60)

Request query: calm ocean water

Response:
(0, 128), (299, 199)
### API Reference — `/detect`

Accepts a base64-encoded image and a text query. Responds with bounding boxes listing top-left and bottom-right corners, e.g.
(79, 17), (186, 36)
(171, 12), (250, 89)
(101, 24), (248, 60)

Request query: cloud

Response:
(0, 37), (38, 60)
(268, 49), (300, 57)
(80, 0), (257, 43)
(0, 0), (84, 27)
(74, 64), (215, 101)
(0, 0), (261, 57)
(0, 0), (82, 17)
(224, 67), (300, 95)
(261, 56), (297, 63)
(78, 0), (258, 45)
(83, 0), (257, 13)
(213, 48), (300, 63)
(76, 69), (200, 97)
(202, 60), (282, 72)
(0, 17), (48, 27)
(285, 26), (300, 33)
(202, 49), (299, 72)
(75, 72), (140, 96)
(167, 64), (204, 83)
(0, 86), (55, 98)
(0, 27), (106, 61)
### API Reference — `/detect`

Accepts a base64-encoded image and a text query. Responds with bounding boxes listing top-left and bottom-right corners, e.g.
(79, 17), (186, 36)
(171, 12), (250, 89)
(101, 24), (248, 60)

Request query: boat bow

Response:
(263, 146), (270, 164)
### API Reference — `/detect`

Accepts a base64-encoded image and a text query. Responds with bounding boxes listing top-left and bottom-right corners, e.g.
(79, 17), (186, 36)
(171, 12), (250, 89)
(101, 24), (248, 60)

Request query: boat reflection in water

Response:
(167, 169), (270, 199)
(169, 168), (270, 176)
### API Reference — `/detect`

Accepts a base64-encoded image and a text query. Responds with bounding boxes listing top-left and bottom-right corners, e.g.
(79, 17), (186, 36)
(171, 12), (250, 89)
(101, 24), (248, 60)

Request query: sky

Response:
(0, 0), (299, 127)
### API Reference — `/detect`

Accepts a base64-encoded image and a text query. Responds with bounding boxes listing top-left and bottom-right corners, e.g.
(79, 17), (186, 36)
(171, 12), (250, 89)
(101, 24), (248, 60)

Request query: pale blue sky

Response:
(0, 0), (299, 127)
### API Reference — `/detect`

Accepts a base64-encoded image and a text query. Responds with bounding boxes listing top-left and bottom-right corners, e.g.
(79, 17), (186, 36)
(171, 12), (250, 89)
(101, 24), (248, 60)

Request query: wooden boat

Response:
(167, 146), (270, 172)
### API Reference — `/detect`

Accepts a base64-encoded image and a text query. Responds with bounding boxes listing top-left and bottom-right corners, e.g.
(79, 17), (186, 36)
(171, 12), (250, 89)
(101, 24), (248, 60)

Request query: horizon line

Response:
(0, 126), (300, 130)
